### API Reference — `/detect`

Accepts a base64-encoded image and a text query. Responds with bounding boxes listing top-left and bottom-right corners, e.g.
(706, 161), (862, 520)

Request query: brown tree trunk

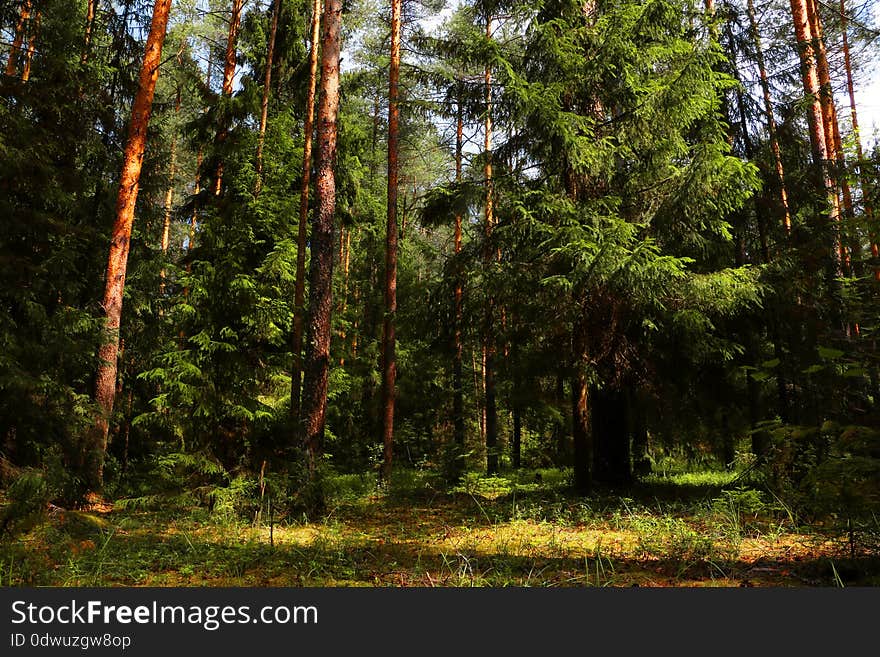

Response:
(571, 314), (591, 494)
(840, 0), (878, 277)
(747, 0), (792, 233)
(299, 0), (341, 489)
(213, 0), (245, 196)
(483, 14), (498, 475)
(290, 0), (322, 424)
(255, 0), (282, 195)
(160, 139), (176, 292)
(789, 0), (841, 275)
(380, 0), (402, 483)
(82, 0), (97, 64)
(161, 87), (182, 294)
(5, 0), (30, 77)
(337, 225), (351, 366)
(452, 91), (465, 473)
(807, 0), (851, 272)
(20, 9), (40, 82)
(91, 0), (172, 492)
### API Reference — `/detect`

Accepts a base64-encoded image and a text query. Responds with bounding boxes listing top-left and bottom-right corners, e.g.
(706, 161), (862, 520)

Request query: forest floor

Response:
(2, 468), (879, 587)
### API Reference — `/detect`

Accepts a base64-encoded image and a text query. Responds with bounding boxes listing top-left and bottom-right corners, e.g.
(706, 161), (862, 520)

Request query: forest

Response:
(0, 0), (879, 588)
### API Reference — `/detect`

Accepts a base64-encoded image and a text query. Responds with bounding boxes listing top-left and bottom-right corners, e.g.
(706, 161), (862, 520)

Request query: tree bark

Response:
(483, 14), (499, 475)
(789, 0), (842, 276)
(255, 0), (282, 195)
(840, 0), (878, 277)
(82, 0), (97, 64)
(452, 92), (465, 475)
(213, 0), (245, 196)
(299, 0), (342, 490)
(91, 0), (172, 492)
(380, 0), (402, 482)
(20, 9), (40, 82)
(160, 87), (182, 294)
(290, 0), (322, 424)
(747, 0), (792, 233)
(571, 315), (591, 494)
(806, 0), (850, 272)
(5, 0), (30, 77)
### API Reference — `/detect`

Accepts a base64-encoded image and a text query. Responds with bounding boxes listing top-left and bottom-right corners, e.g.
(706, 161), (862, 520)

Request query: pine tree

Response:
(91, 0), (173, 492)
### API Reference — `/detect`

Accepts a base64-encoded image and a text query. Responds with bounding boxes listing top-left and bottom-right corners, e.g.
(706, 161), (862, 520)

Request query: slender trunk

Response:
(747, 0), (792, 233)
(5, 0), (30, 77)
(380, 0), (402, 482)
(299, 0), (341, 490)
(840, 0), (878, 278)
(789, 0), (843, 278)
(160, 139), (176, 292)
(91, 0), (172, 492)
(512, 401), (521, 470)
(213, 0), (245, 196)
(255, 0), (282, 195)
(338, 225), (351, 365)
(82, 0), (97, 64)
(161, 87), (182, 294)
(554, 370), (567, 462)
(483, 14), (498, 475)
(452, 93), (465, 473)
(806, 0), (849, 272)
(571, 316), (591, 494)
(290, 0), (322, 424)
(20, 10), (40, 82)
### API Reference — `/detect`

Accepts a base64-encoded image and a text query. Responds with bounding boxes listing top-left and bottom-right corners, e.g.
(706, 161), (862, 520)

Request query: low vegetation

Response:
(3, 464), (878, 588)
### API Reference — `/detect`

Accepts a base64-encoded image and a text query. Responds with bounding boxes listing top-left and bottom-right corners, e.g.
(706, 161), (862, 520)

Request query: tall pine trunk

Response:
(380, 0), (402, 482)
(840, 0), (878, 277)
(452, 92), (465, 475)
(290, 0), (322, 424)
(571, 313), (591, 493)
(5, 0), (30, 77)
(254, 0), (281, 195)
(213, 0), (244, 196)
(20, 9), (40, 82)
(299, 0), (342, 498)
(747, 0), (792, 233)
(82, 0), (97, 64)
(91, 0), (172, 492)
(160, 87), (182, 294)
(483, 14), (498, 475)
(806, 0), (850, 272)
(789, 0), (841, 276)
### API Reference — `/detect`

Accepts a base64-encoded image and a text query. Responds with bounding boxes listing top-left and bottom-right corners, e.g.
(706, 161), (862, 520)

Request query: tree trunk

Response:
(512, 403), (522, 469)
(82, 0), (97, 64)
(839, 0), (878, 278)
(747, 0), (792, 233)
(255, 0), (282, 195)
(483, 14), (499, 475)
(5, 0), (30, 77)
(20, 9), (40, 82)
(299, 0), (341, 493)
(789, 0), (841, 275)
(160, 87), (181, 295)
(380, 0), (402, 482)
(806, 0), (850, 272)
(91, 0), (172, 492)
(160, 139), (176, 292)
(571, 316), (591, 494)
(452, 92), (465, 475)
(290, 0), (322, 424)
(213, 0), (245, 196)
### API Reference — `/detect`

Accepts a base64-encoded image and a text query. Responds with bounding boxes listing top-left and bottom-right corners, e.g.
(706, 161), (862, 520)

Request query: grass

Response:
(1, 467), (879, 587)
